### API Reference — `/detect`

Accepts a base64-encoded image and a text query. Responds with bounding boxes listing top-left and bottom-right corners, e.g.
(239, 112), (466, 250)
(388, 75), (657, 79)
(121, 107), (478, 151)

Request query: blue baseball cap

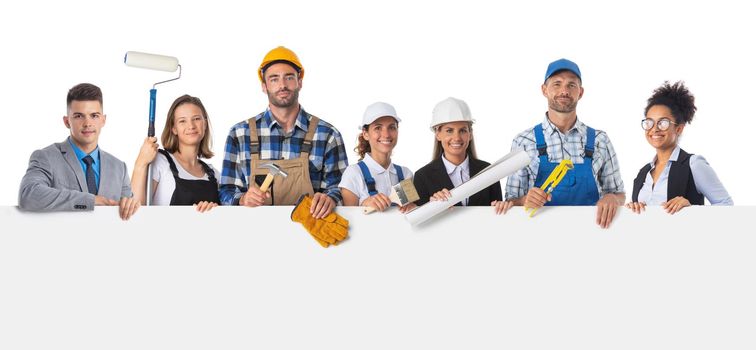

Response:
(544, 58), (581, 82)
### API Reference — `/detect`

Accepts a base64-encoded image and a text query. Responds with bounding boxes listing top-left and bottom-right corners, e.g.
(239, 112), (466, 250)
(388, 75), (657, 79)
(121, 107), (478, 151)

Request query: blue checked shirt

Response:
(505, 115), (625, 200)
(219, 108), (348, 205)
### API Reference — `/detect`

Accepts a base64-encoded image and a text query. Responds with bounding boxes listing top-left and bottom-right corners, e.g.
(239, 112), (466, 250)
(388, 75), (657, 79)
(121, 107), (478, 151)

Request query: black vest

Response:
(631, 148), (704, 205)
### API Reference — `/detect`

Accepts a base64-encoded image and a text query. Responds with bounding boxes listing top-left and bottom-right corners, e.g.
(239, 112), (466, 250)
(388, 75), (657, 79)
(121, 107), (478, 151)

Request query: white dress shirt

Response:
(441, 154), (471, 206)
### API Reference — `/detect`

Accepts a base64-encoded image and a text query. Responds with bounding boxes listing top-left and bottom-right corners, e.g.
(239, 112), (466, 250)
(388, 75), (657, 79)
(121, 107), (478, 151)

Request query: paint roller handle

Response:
(145, 88), (158, 205)
(148, 89), (157, 137)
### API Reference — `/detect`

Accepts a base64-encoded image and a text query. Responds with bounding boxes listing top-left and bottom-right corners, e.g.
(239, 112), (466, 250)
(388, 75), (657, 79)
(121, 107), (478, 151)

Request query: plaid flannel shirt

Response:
(219, 108), (348, 205)
(505, 115), (624, 200)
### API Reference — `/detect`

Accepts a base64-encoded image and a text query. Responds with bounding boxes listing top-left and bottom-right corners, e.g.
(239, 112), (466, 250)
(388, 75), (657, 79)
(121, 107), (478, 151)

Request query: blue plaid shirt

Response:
(219, 108), (348, 205)
(505, 115), (625, 200)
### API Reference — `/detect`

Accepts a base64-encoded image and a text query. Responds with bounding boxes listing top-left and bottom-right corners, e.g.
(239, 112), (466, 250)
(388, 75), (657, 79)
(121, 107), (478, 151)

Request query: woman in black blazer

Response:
(413, 97), (513, 214)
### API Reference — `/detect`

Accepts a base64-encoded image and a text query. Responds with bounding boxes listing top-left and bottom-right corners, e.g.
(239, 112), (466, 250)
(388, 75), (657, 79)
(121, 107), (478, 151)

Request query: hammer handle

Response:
(259, 173), (275, 192)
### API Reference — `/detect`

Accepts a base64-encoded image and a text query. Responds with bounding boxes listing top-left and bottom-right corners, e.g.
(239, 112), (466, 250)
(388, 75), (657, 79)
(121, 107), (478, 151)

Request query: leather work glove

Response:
(291, 194), (349, 247)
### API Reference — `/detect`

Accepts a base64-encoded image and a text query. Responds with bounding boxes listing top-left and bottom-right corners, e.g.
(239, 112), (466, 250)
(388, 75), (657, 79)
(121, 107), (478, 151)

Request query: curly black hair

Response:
(644, 81), (696, 124)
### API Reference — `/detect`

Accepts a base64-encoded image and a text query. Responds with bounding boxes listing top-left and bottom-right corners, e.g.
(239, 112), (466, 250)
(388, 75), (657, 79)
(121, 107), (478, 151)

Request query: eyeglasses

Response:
(641, 118), (678, 131)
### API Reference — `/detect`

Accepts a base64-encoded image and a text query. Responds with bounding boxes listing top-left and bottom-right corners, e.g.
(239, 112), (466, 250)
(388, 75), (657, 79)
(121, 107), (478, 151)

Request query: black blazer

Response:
(413, 157), (503, 206)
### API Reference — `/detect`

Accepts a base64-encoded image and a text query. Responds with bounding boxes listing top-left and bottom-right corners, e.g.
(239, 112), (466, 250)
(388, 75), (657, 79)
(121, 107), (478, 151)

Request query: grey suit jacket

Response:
(18, 138), (132, 211)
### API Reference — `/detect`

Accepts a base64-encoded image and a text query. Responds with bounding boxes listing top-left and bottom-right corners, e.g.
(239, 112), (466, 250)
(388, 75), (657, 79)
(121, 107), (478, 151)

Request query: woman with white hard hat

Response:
(413, 97), (513, 214)
(339, 102), (416, 213)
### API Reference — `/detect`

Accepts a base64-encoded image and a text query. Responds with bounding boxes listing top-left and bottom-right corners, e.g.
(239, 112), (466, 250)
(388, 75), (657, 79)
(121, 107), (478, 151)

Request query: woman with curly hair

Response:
(626, 81), (732, 214)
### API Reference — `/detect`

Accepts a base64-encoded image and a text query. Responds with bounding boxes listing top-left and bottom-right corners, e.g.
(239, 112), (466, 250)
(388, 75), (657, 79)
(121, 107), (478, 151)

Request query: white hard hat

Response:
(360, 102), (401, 130)
(430, 97), (475, 131)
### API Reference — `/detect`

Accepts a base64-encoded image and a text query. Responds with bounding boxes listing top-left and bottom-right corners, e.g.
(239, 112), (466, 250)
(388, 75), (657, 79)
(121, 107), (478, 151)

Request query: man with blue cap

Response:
(506, 58), (625, 228)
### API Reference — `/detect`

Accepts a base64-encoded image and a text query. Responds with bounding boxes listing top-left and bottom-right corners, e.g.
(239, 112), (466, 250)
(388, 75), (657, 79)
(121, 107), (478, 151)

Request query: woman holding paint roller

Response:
(124, 50), (185, 206)
(413, 97), (513, 214)
(131, 94), (220, 211)
(626, 81), (732, 214)
(339, 102), (416, 213)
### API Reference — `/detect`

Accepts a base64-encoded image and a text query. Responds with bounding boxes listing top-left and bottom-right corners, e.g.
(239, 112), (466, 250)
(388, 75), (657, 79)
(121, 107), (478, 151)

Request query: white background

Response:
(1, 0), (752, 204)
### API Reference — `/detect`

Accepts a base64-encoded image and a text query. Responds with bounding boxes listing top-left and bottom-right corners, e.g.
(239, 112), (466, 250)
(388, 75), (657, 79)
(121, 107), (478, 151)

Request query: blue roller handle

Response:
(146, 88), (158, 206)
(148, 88), (157, 137)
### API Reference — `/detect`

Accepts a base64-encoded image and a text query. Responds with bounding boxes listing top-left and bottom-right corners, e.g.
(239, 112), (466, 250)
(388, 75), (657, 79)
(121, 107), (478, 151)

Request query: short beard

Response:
(268, 88), (300, 108)
(549, 97), (578, 113)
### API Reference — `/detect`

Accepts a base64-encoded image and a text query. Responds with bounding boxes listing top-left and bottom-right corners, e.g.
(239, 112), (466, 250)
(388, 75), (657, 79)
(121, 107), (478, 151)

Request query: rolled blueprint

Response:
(124, 51), (179, 72)
(405, 150), (531, 226)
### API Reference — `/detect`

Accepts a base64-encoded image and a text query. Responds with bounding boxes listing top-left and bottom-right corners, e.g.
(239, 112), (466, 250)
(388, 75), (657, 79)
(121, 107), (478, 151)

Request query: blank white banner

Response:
(1, 205), (754, 350)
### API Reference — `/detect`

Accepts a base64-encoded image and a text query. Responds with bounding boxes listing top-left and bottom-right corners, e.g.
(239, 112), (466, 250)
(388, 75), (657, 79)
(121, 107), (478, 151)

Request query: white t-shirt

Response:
(151, 152), (220, 205)
(338, 153), (413, 205)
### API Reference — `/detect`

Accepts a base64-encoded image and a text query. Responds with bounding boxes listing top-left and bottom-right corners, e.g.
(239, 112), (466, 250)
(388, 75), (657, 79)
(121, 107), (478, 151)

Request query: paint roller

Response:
(124, 51), (181, 205)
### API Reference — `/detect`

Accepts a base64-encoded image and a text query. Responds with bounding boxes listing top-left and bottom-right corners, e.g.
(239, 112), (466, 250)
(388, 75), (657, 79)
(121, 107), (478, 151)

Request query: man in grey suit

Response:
(19, 83), (140, 220)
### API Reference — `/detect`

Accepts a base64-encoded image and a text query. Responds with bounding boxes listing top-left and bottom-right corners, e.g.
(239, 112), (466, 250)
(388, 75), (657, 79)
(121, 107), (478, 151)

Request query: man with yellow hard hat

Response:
(219, 46), (348, 220)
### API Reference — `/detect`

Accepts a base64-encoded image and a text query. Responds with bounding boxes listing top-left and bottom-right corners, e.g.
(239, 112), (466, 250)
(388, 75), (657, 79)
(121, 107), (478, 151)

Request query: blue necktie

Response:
(83, 155), (97, 195)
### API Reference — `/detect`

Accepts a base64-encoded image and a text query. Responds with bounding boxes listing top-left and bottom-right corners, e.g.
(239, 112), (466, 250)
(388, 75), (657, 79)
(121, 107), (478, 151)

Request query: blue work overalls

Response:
(533, 124), (599, 205)
(358, 161), (404, 205)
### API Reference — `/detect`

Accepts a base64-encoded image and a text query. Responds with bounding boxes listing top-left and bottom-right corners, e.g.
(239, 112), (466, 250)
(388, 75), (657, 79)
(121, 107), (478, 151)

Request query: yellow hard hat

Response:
(258, 46), (304, 82)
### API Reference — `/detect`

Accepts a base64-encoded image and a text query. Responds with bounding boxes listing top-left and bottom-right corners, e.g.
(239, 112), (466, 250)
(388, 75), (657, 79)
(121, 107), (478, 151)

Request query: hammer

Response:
(258, 163), (288, 192)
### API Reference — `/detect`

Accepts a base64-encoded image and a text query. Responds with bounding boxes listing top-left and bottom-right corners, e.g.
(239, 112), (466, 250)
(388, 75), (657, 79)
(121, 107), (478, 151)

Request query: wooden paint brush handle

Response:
(363, 195), (403, 215)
